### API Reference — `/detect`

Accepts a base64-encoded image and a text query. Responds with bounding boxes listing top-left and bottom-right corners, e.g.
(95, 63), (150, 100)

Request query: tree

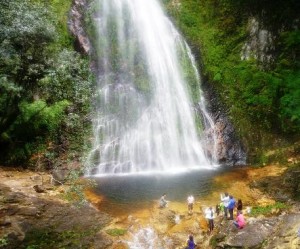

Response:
(0, 0), (93, 166)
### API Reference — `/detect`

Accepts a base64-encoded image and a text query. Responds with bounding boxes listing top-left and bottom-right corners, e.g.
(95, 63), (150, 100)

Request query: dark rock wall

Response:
(200, 79), (247, 166)
(68, 0), (91, 54)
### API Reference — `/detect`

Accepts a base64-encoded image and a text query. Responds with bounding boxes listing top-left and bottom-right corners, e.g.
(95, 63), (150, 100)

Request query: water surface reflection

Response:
(90, 167), (234, 206)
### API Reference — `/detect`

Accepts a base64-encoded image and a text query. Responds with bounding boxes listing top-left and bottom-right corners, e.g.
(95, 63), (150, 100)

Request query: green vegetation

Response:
(0, 236), (8, 248)
(284, 162), (300, 200)
(250, 202), (289, 217)
(105, 228), (127, 236)
(22, 227), (100, 249)
(64, 170), (96, 206)
(209, 233), (226, 248)
(177, 43), (201, 103)
(1, 0), (299, 167)
(209, 236), (218, 248)
(0, 0), (93, 168)
(163, 0), (300, 162)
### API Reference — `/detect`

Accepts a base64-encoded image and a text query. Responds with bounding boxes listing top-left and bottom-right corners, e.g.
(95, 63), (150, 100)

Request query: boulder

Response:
(214, 214), (300, 249)
(33, 185), (46, 193)
(265, 213), (300, 249)
(51, 169), (70, 185)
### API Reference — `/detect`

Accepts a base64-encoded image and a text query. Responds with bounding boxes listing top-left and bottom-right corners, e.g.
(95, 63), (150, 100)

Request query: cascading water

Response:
(86, 0), (218, 175)
(125, 227), (173, 249)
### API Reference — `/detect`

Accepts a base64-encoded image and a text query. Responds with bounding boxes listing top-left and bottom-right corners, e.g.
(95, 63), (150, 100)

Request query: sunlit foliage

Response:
(0, 0), (93, 166)
(164, 0), (300, 136)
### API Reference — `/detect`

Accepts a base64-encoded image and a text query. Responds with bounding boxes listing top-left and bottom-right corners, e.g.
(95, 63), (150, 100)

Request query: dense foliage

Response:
(0, 0), (298, 166)
(163, 0), (300, 161)
(0, 0), (93, 167)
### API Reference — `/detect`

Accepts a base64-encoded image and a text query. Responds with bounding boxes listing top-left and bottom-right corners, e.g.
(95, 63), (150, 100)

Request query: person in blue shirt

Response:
(228, 195), (236, 220)
(186, 234), (197, 249)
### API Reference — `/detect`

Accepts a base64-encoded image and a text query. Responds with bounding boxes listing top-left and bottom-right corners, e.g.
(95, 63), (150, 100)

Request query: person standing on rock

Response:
(220, 192), (230, 218)
(205, 206), (215, 234)
(187, 195), (195, 214)
(228, 195), (236, 220)
(236, 199), (243, 216)
(186, 234), (197, 249)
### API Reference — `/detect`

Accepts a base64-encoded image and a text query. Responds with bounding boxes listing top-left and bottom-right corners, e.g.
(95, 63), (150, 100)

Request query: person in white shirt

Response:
(187, 195), (195, 214)
(220, 192), (230, 219)
(205, 207), (214, 233)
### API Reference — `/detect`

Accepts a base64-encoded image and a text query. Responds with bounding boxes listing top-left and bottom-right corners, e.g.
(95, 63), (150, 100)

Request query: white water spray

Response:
(126, 227), (160, 249)
(126, 227), (173, 249)
(86, 0), (218, 175)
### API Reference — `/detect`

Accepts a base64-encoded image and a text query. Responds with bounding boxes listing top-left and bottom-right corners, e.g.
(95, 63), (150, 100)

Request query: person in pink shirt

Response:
(233, 211), (245, 229)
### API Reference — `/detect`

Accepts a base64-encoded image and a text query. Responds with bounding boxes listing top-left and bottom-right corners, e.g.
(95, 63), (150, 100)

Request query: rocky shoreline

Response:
(0, 165), (299, 248)
(0, 168), (112, 249)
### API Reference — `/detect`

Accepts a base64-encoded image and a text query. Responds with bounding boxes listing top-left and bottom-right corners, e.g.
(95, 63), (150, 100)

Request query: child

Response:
(186, 234), (197, 249)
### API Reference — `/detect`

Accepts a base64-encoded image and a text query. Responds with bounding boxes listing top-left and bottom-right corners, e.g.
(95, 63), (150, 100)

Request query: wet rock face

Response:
(200, 81), (247, 166)
(68, 0), (91, 54)
(241, 17), (275, 65)
(213, 119), (246, 165)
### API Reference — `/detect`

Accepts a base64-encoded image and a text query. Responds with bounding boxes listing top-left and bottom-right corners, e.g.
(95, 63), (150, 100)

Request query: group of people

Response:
(219, 192), (245, 229)
(159, 192), (246, 249)
(204, 192), (246, 234)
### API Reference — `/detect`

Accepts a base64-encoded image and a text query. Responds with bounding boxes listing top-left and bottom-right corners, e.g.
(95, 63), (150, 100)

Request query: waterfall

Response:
(86, 0), (218, 175)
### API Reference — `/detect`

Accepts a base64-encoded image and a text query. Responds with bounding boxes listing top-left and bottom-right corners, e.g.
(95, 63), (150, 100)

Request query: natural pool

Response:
(88, 166), (238, 215)
(85, 165), (283, 248)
